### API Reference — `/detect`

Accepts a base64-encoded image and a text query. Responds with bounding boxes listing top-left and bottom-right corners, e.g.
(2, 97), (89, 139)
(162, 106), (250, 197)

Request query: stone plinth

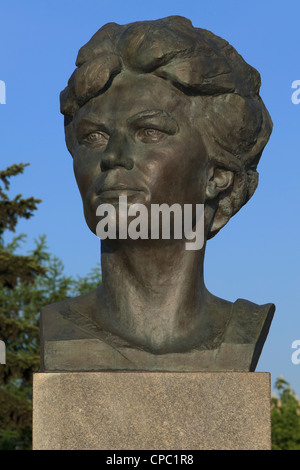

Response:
(33, 372), (271, 450)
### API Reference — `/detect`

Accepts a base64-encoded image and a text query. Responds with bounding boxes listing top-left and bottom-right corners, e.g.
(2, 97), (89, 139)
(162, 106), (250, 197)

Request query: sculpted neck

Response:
(95, 239), (214, 353)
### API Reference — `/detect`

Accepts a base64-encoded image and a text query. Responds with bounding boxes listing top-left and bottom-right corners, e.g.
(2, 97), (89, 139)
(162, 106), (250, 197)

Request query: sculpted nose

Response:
(100, 133), (134, 172)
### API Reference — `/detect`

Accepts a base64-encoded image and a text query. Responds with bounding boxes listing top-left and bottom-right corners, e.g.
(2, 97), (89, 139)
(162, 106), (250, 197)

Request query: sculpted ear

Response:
(205, 167), (234, 200)
(205, 166), (235, 238)
(205, 165), (259, 239)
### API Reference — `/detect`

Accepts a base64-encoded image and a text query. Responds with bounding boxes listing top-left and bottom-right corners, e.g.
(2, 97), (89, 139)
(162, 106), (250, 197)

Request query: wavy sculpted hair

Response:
(60, 16), (272, 238)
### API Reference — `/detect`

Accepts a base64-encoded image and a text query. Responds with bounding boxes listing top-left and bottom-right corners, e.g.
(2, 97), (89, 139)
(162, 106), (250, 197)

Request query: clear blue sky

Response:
(0, 0), (299, 395)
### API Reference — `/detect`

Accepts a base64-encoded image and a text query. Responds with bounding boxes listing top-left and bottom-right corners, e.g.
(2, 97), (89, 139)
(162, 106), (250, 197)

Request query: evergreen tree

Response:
(0, 163), (101, 449)
(271, 377), (300, 450)
(0, 163), (44, 287)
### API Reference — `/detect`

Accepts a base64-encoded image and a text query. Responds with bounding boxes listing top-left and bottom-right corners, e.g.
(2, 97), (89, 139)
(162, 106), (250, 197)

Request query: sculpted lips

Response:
(99, 188), (143, 199)
(95, 183), (147, 203)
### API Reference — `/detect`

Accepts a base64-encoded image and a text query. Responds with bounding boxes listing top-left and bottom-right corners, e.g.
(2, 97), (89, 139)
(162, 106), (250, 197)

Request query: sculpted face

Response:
(72, 71), (210, 238)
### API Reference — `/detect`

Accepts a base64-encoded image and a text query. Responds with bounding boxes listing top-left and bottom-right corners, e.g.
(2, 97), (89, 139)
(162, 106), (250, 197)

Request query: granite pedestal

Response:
(33, 372), (271, 450)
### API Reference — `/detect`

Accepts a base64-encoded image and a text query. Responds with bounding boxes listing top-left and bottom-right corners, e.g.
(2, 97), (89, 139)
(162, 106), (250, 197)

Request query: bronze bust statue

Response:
(40, 16), (275, 372)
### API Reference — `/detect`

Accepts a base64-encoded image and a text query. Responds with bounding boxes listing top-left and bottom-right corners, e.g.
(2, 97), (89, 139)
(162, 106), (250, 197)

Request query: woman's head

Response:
(60, 16), (272, 238)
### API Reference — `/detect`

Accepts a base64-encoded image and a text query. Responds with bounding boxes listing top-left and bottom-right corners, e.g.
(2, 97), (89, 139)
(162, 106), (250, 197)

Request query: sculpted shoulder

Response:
(40, 290), (100, 342)
(40, 293), (275, 373)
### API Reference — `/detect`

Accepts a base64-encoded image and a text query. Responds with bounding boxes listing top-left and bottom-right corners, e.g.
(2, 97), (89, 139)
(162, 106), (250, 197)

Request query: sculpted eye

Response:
(136, 128), (165, 143)
(82, 131), (109, 145)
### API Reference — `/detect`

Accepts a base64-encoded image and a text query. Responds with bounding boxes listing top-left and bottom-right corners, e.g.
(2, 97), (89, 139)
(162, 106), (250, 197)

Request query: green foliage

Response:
(271, 377), (300, 450)
(0, 163), (41, 235)
(0, 164), (45, 288)
(0, 163), (101, 449)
